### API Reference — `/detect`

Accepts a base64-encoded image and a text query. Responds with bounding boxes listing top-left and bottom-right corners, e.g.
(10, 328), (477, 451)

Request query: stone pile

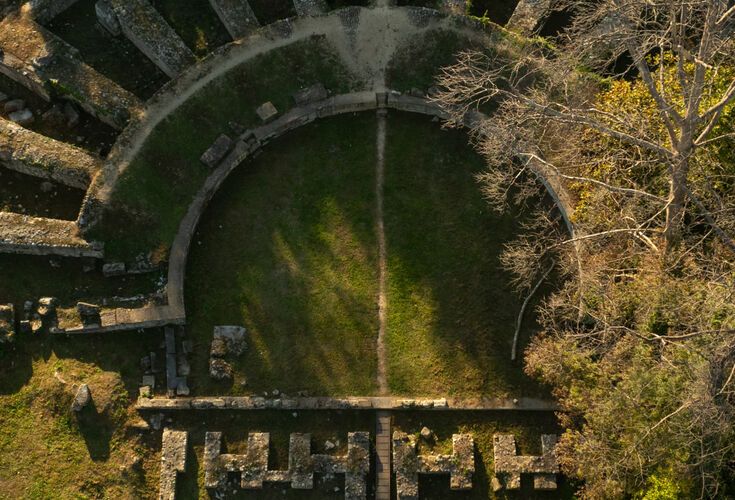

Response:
(209, 325), (246, 380)
(204, 431), (370, 498)
(0, 304), (15, 344)
(160, 429), (188, 500)
(493, 434), (559, 490)
(393, 431), (475, 499)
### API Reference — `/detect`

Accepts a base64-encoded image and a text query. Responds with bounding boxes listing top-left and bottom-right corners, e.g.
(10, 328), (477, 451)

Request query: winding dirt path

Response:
(376, 111), (389, 395)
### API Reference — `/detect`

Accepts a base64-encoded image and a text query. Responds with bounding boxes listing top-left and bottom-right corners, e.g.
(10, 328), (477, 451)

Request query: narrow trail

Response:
(376, 111), (389, 395)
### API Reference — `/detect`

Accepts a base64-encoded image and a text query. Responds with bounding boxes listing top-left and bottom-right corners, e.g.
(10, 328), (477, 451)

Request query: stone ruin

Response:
(392, 431), (475, 499)
(493, 434), (559, 490)
(0, 304), (15, 344)
(209, 325), (247, 380)
(204, 431), (370, 499)
(160, 429), (188, 500)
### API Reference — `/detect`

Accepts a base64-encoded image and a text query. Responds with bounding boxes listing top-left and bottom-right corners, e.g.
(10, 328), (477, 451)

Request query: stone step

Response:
(208, 0), (260, 40)
(103, 0), (196, 78)
(0, 14), (143, 130)
(0, 117), (101, 189)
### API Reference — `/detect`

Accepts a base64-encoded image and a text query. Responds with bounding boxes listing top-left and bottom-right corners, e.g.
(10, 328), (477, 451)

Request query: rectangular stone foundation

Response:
(0, 14), (143, 130)
(493, 434), (559, 490)
(106, 0), (195, 78)
(204, 431), (370, 499)
(393, 431), (475, 499)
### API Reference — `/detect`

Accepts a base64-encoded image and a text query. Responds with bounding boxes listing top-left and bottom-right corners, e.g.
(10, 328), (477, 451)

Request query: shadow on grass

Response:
(75, 398), (113, 461)
(185, 113), (380, 396)
(382, 113), (560, 398)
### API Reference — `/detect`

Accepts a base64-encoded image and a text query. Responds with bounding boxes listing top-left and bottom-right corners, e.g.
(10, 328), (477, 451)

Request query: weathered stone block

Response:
(293, 0), (328, 16)
(493, 434), (559, 490)
(71, 383), (91, 411)
(256, 101), (278, 122)
(8, 109), (34, 126)
(102, 262), (126, 276)
(160, 429), (187, 500)
(200, 134), (233, 168)
(292, 83), (328, 105)
(208, 0), (260, 39)
(0, 304), (15, 343)
(95, 0), (121, 35)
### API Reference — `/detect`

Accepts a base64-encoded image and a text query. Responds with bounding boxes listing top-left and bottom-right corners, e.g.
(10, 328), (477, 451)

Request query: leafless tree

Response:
(433, 1), (735, 496)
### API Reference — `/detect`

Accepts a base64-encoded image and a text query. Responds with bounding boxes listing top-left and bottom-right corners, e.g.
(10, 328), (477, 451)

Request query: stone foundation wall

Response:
(0, 14), (143, 130)
(204, 431), (370, 498)
(105, 0), (196, 78)
(0, 117), (100, 189)
(393, 431), (474, 499)
(0, 212), (103, 258)
(493, 434), (559, 490)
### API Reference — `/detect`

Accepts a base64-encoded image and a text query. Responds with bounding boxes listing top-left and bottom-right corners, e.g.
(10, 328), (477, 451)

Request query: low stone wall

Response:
(208, 0), (260, 39)
(136, 395), (558, 411)
(0, 117), (100, 189)
(20, 0), (81, 23)
(105, 0), (196, 78)
(55, 304), (184, 334)
(393, 431), (474, 499)
(0, 211), (103, 257)
(0, 14), (143, 130)
(204, 431), (370, 498)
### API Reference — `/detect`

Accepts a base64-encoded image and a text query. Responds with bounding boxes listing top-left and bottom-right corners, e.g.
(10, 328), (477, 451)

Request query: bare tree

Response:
(435, 0), (735, 254)
(433, 1), (735, 497)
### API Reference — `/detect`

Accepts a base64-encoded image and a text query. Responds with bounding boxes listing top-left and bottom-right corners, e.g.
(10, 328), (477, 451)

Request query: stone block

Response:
(8, 109), (34, 126)
(493, 434), (559, 490)
(213, 325), (247, 355)
(71, 383), (91, 411)
(0, 304), (15, 344)
(292, 83), (328, 105)
(256, 101), (278, 122)
(95, 0), (121, 35)
(102, 262), (126, 276)
(200, 133), (233, 168)
(160, 429), (187, 500)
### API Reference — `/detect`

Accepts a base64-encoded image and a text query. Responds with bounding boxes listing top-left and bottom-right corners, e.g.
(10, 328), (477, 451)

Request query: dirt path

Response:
(376, 111), (389, 395)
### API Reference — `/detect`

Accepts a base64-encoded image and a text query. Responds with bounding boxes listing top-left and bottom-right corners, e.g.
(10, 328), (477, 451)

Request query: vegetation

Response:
(434, 0), (735, 496)
(185, 113), (380, 396)
(90, 38), (361, 260)
(47, 0), (169, 100)
(0, 329), (161, 498)
(151, 0), (231, 57)
(383, 114), (551, 397)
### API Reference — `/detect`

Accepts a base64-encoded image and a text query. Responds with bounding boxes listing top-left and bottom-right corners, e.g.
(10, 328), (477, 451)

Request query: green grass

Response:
(91, 36), (362, 261)
(171, 410), (376, 499)
(0, 254), (159, 311)
(152, 0), (231, 57)
(386, 29), (491, 92)
(383, 113), (549, 398)
(186, 113), (379, 397)
(392, 411), (578, 498)
(0, 329), (163, 499)
(47, 0), (169, 100)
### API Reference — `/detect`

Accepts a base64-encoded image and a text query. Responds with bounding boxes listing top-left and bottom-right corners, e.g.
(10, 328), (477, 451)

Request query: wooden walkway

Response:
(375, 411), (392, 500)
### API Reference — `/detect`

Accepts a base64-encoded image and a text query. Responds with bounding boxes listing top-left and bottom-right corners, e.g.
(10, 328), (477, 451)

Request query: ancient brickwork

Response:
(160, 429), (188, 500)
(493, 434), (559, 490)
(208, 0), (260, 40)
(0, 14), (143, 130)
(104, 0), (196, 78)
(204, 431), (370, 498)
(392, 431), (474, 499)
(0, 117), (100, 189)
